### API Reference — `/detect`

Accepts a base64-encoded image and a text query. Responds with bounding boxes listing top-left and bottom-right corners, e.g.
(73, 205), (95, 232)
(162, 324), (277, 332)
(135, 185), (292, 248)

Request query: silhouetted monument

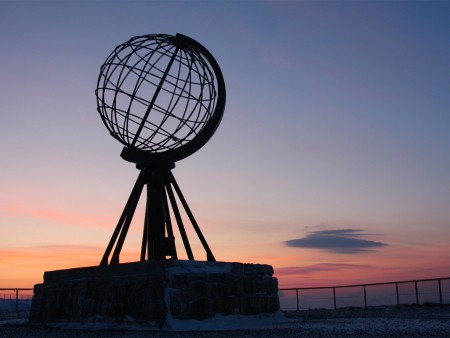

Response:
(30, 34), (279, 326)
(96, 33), (224, 264)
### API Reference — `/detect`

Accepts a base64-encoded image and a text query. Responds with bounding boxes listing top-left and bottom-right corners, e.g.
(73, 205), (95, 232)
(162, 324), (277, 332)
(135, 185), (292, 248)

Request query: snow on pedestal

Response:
(29, 260), (280, 327)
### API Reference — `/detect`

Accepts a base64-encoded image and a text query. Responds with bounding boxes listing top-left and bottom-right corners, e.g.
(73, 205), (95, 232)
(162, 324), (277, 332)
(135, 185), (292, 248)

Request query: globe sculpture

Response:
(95, 33), (226, 264)
(29, 34), (279, 324)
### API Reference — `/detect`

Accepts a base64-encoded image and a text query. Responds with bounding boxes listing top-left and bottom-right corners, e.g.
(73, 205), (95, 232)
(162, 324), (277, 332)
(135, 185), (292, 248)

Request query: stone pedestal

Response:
(29, 260), (279, 325)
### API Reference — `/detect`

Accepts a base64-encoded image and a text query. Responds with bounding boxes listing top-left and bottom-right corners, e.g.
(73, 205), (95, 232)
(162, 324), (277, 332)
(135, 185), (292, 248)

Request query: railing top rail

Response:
(279, 276), (450, 291)
(3, 277), (450, 293)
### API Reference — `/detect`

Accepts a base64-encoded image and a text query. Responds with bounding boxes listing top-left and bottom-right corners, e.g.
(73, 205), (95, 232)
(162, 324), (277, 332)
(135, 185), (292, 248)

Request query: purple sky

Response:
(1, 1), (449, 287)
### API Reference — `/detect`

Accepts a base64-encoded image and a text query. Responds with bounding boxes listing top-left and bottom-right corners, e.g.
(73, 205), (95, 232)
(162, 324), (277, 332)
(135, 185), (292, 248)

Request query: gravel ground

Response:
(1, 307), (450, 337)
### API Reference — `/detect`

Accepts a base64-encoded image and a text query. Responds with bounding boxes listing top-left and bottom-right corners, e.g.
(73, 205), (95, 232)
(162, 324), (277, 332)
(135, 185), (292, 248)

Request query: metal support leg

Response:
(100, 169), (147, 265)
(140, 198), (149, 261)
(110, 184), (143, 264)
(100, 163), (215, 264)
(161, 182), (177, 259)
(169, 171), (215, 261)
(166, 183), (194, 260)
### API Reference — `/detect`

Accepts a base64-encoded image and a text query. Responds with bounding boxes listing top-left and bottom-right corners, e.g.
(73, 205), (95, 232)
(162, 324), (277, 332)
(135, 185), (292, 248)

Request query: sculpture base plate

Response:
(29, 260), (279, 327)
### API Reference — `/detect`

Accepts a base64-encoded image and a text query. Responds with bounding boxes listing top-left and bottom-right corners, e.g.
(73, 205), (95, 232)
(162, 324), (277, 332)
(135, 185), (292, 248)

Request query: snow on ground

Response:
(165, 311), (286, 331)
(2, 307), (450, 337)
(1, 291), (450, 337)
(21, 312), (287, 332)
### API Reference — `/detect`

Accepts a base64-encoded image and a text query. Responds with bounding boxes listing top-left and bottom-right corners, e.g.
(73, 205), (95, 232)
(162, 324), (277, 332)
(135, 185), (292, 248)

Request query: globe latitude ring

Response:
(95, 33), (226, 163)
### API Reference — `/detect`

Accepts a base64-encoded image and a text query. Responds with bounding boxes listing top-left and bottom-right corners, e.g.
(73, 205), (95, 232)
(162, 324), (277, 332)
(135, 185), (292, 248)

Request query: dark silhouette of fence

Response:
(279, 277), (450, 311)
(0, 288), (33, 315)
(3, 277), (450, 315)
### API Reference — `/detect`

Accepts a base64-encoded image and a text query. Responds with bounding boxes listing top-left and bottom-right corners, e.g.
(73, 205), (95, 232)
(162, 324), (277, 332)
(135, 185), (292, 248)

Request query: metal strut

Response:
(100, 162), (215, 265)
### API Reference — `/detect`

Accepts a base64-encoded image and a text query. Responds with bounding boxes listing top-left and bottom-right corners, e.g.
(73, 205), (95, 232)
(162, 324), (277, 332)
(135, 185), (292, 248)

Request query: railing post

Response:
(333, 287), (337, 310)
(296, 289), (299, 311)
(438, 279), (443, 307)
(395, 282), (400, 308)
(415, 281), (419, 306)
(363, 285), (367, 309)
(15, 289), (19, 313)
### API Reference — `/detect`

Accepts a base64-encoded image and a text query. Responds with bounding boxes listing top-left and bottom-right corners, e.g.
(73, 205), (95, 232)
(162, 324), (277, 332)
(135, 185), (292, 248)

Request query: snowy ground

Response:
(1, 307), (450, 337)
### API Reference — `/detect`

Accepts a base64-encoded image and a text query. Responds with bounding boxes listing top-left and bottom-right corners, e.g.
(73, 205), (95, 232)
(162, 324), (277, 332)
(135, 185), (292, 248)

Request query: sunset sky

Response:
(1, 1), (449, 289)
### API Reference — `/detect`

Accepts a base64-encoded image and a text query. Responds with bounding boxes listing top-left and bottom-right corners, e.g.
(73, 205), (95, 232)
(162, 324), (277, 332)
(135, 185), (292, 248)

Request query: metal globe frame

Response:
(96, 34), (226, 264)
(96, 33), (225, 163)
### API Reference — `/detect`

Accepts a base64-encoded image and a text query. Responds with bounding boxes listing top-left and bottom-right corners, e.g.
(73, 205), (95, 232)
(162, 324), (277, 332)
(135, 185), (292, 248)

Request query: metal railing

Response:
(0, 288), (34, 315)
(279, 277), (450, 311)
(3, 277), (450, 315)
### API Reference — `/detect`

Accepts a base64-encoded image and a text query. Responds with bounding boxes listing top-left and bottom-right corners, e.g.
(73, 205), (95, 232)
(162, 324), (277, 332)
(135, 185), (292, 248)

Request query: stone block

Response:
(30, 260), (279, 325)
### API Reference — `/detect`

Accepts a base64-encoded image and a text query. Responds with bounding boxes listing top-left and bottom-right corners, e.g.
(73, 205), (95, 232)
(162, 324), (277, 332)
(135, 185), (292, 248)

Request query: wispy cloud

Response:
(0, 244), (140, 269)
(0, 204), (114, 228)
(285, 229), (387, 254)
(0, 245), (102, 264)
